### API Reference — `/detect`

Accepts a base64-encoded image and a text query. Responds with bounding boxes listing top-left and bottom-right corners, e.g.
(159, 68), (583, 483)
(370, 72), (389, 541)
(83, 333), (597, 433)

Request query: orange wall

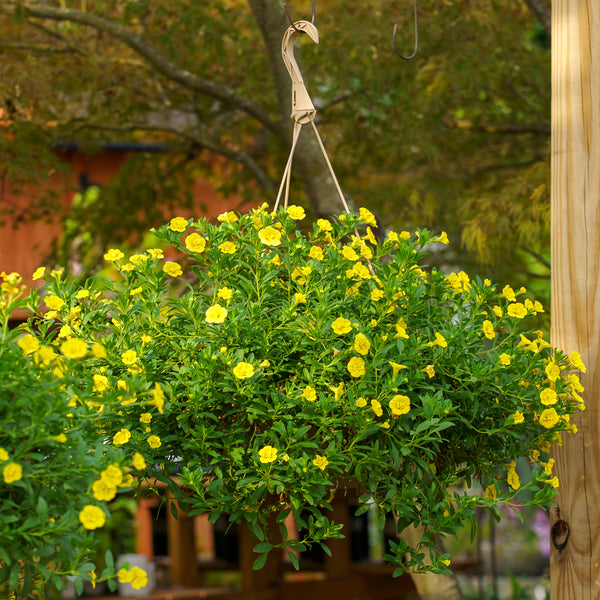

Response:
(0, 149), (252, 288)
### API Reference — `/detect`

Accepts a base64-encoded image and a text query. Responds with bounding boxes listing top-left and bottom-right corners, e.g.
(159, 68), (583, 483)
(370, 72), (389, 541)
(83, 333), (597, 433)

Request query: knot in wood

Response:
(551, 519), (570, 551)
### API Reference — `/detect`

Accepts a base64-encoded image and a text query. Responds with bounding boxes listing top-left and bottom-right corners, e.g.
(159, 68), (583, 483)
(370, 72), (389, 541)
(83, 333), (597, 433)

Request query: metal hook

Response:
(283, 0), (315, 32)
(393, 0), (418, 60)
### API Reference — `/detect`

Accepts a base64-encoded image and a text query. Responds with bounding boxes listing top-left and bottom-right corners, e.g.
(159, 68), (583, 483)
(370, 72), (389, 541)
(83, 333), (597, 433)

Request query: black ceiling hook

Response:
(393, 0), (418, 60)
(283, 0), (316, 32)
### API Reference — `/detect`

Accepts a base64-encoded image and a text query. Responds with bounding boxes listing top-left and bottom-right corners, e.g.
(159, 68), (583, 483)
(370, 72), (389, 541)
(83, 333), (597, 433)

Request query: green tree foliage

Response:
(0, 1), (550, 289)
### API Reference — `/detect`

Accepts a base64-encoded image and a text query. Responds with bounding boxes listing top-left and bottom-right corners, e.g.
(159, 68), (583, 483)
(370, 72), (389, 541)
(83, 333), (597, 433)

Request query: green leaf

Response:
(287, 549), (300, 570)
(252, 542), (273, 553)
(252, 553), (269, 571)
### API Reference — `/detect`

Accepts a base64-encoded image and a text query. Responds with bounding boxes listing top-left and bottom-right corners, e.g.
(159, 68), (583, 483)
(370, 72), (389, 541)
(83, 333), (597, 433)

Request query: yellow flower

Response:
(420, 364), (435, 378)
(259, 359), (270, 368)
(342, 246), (359, 261)
(389, 395), (410, 416)
(92, 478), (117, 502)
(507, 303), (527, 319)
(147, 248), (164, 260)
(484, 484), (498, 500)
(371, 399), (383, 417)
(287, 205), (306, 220)
(3, 462), (22, 484)
(502, 285), (517, 302)
(301, 386), (317, 402)
(74, 289), (90, 300)
(543, 458), (555, 476)
(513, 411), (525, 424)
(312, 454), (329, 471)
(104, 248), (124, 262)
(348, 262), (371, 280)
(370, 288), (384, 301)
(389, 361), (407, 376)
(309, 246), (324, 261)
(539, 408), (560, 429)
(217, 287), (233, 300)
(93, 374), (110, 392)
(79, 505), (106, 530)
(18, 334), (40, 355)
(140, 413), (152, 424)
(149, 382), (165, 413)
(233, 362), (255, 380)
(353, 333), (371, 355)
(446, 271), (471, 293)
(569, 351), (586, 372)
(258, 445), (278, 464)
(91, 343), (107, 359)
(185, 232), (206, 253)
(482, 320), (495, 340)
(112, 429), (131, 446)
(163, 261), (183, 277)
(499, 353), (511, 366)
(548, 476), (560, 489)
(100, 464), (123, 487)
(59, 338), (86, 359)
(130, 566), (149, 590)
(293, 293), (306, 306)
(347, 357), (366, 378)
(332, 382), (344, 401)
(32, 266), (46, 280)
(45, 294), (65, 311)
(117, 568), (133, 583)
(147, 435), (162, 449)
(428, 332), (448, 348)
(356, 397), (367, 408)
(121, 350), (138, 366)
(132, 453), (147, 471)
(205, 304), (228, 323)
(359, 207), (377, 227)
(394, 318), (409, 339)
(219, 241), (236, 254)
(316, 218), (333, 232)
(331, 317), (352, 335)
(168, 217), (188, 232)
(292, 266), (312, 281)
(435, 231), (449, 244)
(258, 226), (282, 247)
(217, 211), (238, 223)
(0, 448), (8, 462)
(507, 462), (520, 490)
(540, 388), (558, 406)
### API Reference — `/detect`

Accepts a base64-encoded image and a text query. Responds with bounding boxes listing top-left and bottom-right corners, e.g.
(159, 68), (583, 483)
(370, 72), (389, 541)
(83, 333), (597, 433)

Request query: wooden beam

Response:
(550, 0), (600, 597)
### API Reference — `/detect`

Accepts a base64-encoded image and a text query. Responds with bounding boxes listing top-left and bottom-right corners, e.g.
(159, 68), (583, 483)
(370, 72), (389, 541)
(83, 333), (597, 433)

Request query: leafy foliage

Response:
(6, 205), (583, 585)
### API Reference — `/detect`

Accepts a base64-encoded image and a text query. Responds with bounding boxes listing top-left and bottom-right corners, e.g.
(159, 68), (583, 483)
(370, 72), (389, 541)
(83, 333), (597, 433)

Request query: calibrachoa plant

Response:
(0, 274), (149, 597)
(6, 203), (586, 585)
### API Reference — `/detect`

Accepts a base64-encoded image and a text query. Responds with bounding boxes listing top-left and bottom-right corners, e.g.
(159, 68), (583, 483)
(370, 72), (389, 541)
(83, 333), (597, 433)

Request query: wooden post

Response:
(551, 1), (600, 597)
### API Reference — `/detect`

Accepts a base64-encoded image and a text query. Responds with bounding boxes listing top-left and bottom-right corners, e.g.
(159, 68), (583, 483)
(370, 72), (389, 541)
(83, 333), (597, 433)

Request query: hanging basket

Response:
(26, 205), (585, 573)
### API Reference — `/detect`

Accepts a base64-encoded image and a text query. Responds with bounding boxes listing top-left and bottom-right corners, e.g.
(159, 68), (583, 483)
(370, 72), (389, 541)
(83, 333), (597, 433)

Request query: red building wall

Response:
(0, 148), (251, 288)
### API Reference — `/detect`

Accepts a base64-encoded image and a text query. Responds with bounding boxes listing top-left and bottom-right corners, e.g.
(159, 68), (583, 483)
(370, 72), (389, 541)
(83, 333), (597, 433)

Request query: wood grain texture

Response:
(551, 1), (600, 597)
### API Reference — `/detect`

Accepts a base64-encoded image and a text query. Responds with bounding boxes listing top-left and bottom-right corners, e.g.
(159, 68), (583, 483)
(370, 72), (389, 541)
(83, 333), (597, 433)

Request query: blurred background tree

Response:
(0, 0), (551, 296)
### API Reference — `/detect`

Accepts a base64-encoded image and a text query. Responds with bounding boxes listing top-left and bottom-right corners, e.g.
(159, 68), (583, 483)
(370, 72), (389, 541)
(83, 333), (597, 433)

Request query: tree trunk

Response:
(248, 0), (350, 217)
(550, 0), (600, 598)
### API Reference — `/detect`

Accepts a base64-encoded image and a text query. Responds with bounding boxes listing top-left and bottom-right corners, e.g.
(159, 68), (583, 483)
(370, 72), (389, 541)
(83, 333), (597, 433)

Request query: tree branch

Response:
(5, 2), (278, 133)
(62, 120), (275, 194)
